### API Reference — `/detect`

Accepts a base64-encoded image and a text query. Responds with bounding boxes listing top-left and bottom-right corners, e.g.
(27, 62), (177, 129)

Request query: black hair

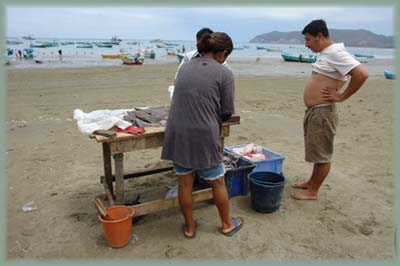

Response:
(197, 32), (233, 56)
(302, 19), (330, 37)
(196, 28), (214, 41)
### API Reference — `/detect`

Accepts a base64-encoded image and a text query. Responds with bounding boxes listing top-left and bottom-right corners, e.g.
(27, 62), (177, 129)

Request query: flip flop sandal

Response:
(181, 220), (198, 239)
(221, 217), (244, 237)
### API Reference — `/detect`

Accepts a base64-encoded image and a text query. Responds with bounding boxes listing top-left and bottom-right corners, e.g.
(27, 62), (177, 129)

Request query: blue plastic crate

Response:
(194, 152), (256, 198)
(225, 144), (285, 174)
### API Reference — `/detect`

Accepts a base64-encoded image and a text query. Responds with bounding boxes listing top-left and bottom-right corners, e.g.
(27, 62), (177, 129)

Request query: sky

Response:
(5, 6), (395, 42)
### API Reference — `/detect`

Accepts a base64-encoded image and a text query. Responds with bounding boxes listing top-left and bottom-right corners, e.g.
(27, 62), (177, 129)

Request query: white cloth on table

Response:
(73, 108), (134, 135)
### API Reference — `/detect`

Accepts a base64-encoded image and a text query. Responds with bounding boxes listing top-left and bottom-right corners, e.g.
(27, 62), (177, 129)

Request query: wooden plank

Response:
(133, 188), (213, 217)
(91, 116), (239, 143)
(221, 126), (230, 137)
(102, 143), (113, 195)
(91, 127), (165, 143)
(113, 153), (125, 205)
(100, 165), (173, 182)
(109, 133), (164, 155)
(224, 114), (240, 124)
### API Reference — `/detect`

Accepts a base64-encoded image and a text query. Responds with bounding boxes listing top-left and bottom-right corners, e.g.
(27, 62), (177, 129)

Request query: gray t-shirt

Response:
(161, 57), (235, 169)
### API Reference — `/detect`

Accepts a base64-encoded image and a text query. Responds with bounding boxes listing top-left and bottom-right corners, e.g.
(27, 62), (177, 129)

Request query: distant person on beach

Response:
(17, 50), (22, 60)
(162, 32), (244, 238)
(291, 19), (368, 200)
(58, 49), (63, 61)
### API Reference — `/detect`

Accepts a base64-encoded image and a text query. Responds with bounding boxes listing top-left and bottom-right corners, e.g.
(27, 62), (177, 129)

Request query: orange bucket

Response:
(99, 205), (135, 248)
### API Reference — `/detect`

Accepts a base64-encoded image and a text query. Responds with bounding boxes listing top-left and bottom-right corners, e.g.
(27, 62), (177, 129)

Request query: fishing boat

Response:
(157, 44), (171, 48)
(95, 42), (113, 48)
(121, 54), (144, 65)
(143, 50), (156, 59)
(384, 70), (396, 80)
(354, 53), (374, 59)
(61, 41), (75, 45)
(6, 40), (23, 45)
(30, 43), (47, 48)
(77, 44), (93, 48)
(266, 48), (281, 52)
(150, 39), (162, 43)
(22, 35), (35, 40)
(101, 54), (127, 59)
(256, 46), (266, 50)
(166, 49), (177, 56)
(111, 35), (122, 45)
(281, 51), (316, 63)
(163, 42), (179, 47)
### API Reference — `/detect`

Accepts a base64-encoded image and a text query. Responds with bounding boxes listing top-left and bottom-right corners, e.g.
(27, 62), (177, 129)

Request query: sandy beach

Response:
(5, 60), (395, 259)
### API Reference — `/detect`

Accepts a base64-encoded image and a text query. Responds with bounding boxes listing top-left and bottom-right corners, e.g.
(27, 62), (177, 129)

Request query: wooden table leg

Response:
(102, 143), (113, 195)
(113, 153), (124, 205)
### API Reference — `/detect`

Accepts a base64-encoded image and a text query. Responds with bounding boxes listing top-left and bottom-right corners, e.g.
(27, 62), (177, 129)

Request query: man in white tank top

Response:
(291, 19), (369, 200)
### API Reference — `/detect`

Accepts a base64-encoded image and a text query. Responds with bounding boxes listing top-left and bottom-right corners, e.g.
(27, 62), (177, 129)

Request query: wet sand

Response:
(6, 61), (394, 259)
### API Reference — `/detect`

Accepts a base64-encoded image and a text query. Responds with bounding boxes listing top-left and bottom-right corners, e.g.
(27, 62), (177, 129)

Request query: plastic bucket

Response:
(249, 171), (286, 186)
(99, 205), (135, 248)
(248, 171), (286, 213)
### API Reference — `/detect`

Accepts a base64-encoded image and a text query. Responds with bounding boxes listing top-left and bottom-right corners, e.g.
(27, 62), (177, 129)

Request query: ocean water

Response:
(4, 38), (394, 70)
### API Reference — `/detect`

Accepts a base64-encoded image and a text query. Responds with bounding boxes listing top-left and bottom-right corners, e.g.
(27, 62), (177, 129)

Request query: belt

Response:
(306, 103), (336, 112)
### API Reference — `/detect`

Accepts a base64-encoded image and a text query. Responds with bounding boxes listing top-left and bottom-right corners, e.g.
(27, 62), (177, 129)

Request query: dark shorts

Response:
(304, 104), (338, 163)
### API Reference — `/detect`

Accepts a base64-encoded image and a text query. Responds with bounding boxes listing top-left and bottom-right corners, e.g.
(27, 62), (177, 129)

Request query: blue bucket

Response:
(248, 171), (286, 213)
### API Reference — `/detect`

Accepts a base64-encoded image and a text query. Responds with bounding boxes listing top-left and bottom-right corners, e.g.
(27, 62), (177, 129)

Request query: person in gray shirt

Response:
(162, 32), (244, 239)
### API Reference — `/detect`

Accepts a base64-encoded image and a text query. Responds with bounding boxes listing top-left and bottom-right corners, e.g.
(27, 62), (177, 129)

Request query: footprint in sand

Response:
(164, 246), (192, 258)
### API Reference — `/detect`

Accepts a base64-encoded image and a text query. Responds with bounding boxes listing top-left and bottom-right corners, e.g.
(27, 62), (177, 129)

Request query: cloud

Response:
(5, 6), (394, 40)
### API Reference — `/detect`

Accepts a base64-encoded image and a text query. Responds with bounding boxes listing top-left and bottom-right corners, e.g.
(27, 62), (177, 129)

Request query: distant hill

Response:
(249, 29), (394, 48)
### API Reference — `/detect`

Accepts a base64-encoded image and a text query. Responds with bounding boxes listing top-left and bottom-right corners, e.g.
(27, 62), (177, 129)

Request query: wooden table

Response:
(90, 115), (240, 217)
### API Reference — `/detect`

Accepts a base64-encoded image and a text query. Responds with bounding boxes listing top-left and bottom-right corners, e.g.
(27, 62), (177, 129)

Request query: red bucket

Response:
(99, 205), (135, 248)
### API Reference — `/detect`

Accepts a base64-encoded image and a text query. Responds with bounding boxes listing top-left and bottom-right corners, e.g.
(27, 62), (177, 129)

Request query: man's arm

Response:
(322, 64), (369, 103)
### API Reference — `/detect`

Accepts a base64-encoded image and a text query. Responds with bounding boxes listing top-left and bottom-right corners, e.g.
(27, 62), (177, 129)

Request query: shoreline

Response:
(5, 58), (393, 78)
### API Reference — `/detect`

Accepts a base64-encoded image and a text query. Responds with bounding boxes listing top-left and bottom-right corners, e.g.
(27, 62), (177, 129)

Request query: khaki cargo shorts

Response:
(303, 104), (338, 163)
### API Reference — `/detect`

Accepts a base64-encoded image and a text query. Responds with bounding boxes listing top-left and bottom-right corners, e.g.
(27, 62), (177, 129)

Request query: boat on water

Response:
(266, 48), (281, 52)
(281, 51), (316, 63)
(143, 50), (156, 59)
(150, 39), (162, 43)
(6, 40), (23, 45)
(121, 54), (144, 65)
(157, 44), (172, 49)
(22, 35), (35, 40)
(384, 70), (396, 80)
(94, 42), (113, 48)
(256, 46), (267, 50)
(30, 41), (59, 48)
(101, 54), (127, 59)
(163, 42), (179, 47)
(354, 53), (375, 59)
(111, 35), (122, 45)
(77, 44), (93, 48)
(166, 49), (177, 56)
(61, 41), (75, 45)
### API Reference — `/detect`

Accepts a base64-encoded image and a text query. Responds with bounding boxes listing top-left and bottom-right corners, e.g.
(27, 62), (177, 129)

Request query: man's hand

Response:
(321, 87), (342, 103)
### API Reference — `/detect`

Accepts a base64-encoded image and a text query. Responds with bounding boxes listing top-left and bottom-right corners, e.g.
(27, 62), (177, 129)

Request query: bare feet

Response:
(291, 181), (309, 189)
(290, 191), (318, 200)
